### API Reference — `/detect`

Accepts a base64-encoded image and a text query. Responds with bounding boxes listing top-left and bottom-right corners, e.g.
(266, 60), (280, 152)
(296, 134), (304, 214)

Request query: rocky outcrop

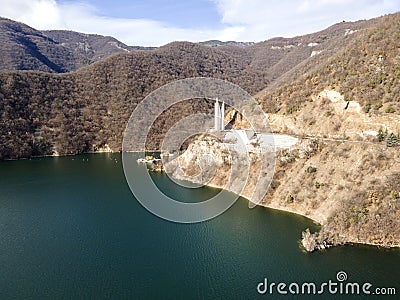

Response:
(302, 229), (317, 252)
(301, 228), (332, 252)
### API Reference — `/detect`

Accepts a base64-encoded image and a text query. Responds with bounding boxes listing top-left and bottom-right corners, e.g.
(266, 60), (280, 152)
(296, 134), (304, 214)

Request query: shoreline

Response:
(0, 149), (160, 162)
(170, 169), (400, 250)
(199, 181), (400, 250)
(3, 151), (399, 250)
(203, 181), (322, 224)
(1, 152), (324, 226)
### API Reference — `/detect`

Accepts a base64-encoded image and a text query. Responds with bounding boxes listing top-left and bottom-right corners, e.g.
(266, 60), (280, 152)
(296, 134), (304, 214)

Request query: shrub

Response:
(286, 105), (298, 114)
(377, 128), (388, 142)
(374, 102), (383, 111)
(385, 106), (396, 113)
(286, 194), (294, 203)
(390, 190), (399, 199)
(306, 166), (317, 173)
(364, 102), (371, 113)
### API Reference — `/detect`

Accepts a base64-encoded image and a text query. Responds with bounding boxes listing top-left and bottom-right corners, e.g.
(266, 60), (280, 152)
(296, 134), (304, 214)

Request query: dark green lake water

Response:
(0, 153), (398, 299)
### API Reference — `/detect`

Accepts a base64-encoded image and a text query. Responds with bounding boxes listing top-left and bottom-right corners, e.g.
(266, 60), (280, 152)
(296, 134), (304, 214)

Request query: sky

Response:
(0, 0), (399, 46)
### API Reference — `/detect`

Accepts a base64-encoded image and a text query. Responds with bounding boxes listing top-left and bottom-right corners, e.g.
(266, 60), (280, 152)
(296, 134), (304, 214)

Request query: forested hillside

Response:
(0, 41), (268, 159)
(1, 13), (399, 160)
(0, 17), (151, 73)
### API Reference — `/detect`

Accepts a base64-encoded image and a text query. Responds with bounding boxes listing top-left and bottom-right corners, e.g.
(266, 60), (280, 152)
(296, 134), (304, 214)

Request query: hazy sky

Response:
(1, 0), (399, 46)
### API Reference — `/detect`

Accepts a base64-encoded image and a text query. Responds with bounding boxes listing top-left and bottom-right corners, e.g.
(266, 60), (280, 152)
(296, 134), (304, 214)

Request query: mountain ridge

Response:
(0, 12), (399, 160)
(0, 14), (380, 76)
(0, 16), (156, 73)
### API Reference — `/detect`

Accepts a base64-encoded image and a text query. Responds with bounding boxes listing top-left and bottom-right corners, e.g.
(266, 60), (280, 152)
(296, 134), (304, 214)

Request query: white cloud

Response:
(0, 0), (236, 46)
(0, 0), (399, 46)
(213, 0), (400, 40)
(0, 0), (62, 28)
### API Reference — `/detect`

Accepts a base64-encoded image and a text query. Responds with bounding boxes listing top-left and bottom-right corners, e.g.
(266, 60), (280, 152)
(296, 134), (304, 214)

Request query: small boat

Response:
(137, 158), (147, 163)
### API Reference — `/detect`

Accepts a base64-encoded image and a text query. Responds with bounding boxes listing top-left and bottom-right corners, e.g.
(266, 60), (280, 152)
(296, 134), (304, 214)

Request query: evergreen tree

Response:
(386, 133), (399, 147)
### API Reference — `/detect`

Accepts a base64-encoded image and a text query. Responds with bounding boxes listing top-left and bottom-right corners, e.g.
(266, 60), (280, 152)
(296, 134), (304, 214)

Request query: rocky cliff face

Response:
(164, 133), (260, 198)
(267, 89), (400, 141)
(166, 131), (400, 250)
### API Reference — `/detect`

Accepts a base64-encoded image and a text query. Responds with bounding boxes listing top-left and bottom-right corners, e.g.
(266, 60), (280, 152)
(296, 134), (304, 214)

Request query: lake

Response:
(0, 153), (398, 299)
